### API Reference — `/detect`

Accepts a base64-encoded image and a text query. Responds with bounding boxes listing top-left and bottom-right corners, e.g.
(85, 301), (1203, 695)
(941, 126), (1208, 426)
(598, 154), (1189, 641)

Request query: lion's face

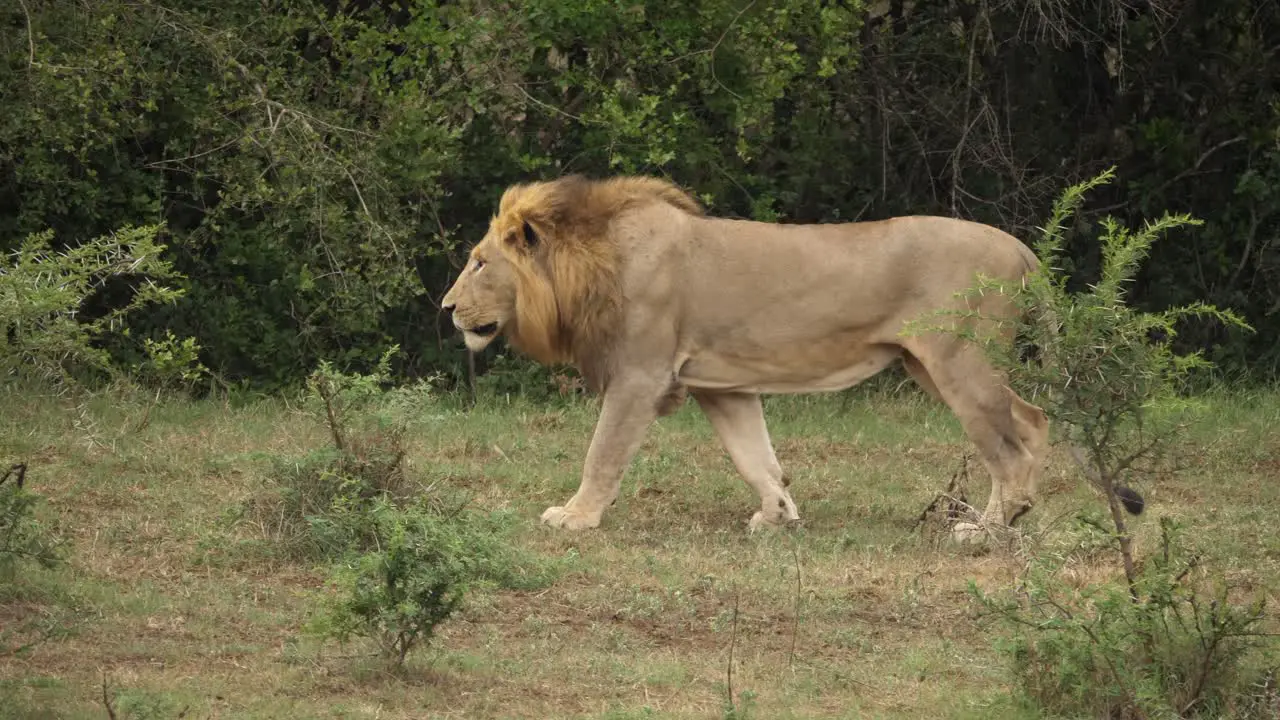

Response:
(441, 234), (518, 352)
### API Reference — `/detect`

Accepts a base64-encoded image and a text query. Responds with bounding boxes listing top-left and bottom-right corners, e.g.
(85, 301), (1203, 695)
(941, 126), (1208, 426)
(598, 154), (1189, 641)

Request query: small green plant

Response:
(722, 689), (758, 720)
(0, 462), (70, 657)
(248, 346), (439, 556)
(917, 170), (1272, 718)
(253, 449), (371, 557)
(0, 225), (183, 387)
(247, 348), (556, 666)
(140, 331), (208, 392)
(0, 464), (61, 580)
(973, 518), (1275, 719)
(304, 346), (444, 499)
(308, 498), (552, 667)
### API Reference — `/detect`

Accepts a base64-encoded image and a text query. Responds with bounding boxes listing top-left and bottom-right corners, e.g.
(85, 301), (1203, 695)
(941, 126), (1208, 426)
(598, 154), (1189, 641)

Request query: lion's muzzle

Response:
(442, 298), (500, 337)
(449, 315), (500, 337)
(448, 312), (504, 352)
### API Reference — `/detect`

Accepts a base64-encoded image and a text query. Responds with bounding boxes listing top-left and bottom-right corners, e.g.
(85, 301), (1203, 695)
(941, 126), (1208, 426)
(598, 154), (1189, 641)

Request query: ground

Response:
(2, 381), (1278, 719)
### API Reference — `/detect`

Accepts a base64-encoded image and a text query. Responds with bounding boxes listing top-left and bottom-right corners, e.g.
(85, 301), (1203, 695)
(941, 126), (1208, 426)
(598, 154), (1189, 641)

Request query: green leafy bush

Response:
(139, 331), (208, 392)
(241, 347), (555, 665)
(974, 518), (1275, 719)
(0, 464), (60, 580)
(308, 498), (551, 667)
(0, 224), (183, 386)
(248, 347), (437, 558)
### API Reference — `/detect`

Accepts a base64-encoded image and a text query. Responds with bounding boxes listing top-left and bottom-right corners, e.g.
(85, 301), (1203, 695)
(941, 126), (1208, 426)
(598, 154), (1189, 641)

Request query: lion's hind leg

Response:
(692, 390), (799, 531)
(902, 345), (1047, 532)
(1009, 391), (1049, 476)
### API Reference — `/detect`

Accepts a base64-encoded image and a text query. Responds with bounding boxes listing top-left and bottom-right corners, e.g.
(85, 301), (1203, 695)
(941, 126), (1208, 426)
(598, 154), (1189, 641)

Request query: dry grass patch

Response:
(1, 385), (1277, 718)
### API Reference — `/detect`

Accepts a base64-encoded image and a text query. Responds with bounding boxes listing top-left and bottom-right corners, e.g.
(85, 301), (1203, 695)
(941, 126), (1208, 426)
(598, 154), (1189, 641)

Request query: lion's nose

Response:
(442, 302), (455, 314)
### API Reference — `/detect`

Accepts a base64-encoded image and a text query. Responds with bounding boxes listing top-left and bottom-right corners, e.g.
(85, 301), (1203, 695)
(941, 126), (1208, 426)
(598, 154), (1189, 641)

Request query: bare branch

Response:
(1090, 136), (1246, 217)
(17, 0), (34, 67)
(726, 583), (740, 714)
(101, 673), (118, 720)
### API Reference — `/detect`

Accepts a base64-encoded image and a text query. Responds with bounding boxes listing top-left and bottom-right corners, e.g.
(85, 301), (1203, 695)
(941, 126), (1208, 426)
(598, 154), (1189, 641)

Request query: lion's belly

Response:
(677, 344), (902, 395)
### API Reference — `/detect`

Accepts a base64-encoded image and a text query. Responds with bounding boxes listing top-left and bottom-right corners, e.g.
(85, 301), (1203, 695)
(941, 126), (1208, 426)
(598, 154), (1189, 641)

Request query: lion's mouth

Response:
(469, 322), (500, 337)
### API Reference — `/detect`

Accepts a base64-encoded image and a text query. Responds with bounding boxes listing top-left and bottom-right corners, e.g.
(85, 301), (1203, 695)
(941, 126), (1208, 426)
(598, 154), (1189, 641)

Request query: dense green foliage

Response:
(1, 224), (181, 386)
(3, 0), (1276, 387)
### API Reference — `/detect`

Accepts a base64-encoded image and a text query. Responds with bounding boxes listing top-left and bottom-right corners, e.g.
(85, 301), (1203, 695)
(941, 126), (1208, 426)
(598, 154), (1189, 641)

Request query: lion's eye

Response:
(473, 259), (486, 273)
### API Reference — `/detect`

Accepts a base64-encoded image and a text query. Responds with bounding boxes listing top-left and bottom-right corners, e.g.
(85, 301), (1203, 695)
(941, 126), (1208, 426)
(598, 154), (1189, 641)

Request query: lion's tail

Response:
(1066, 445), (1146, 516)
(1016, 239), (1040, 277)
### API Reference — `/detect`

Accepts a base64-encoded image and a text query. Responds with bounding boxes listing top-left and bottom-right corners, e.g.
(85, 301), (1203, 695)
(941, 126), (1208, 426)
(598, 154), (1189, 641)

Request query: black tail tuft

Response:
(1115, 486), (1145, 515)
(1016, 333), (1042, 366)
(1018, 340), (1039, 363)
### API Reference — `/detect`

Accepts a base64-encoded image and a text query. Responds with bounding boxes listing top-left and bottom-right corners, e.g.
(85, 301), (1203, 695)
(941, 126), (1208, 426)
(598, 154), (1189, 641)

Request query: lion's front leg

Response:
(541, 375), (667, 530)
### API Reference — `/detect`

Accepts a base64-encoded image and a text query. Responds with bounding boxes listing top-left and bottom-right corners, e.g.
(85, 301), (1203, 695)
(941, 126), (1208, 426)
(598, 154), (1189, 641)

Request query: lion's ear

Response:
(522, 220), (540, 249)
(505, 218), (545, 253)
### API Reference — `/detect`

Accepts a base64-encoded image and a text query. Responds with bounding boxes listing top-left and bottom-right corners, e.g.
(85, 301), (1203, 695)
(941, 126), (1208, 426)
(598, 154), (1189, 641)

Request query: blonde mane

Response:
(490, 175), (702, 387)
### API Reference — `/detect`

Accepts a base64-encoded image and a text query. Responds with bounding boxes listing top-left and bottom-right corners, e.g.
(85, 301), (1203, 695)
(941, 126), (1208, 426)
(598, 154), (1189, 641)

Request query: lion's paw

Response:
(540, 505), (602, 530)
(748, 495), (801, 533)
(748, 510), (802, 533)
(950, 521), (986, 544)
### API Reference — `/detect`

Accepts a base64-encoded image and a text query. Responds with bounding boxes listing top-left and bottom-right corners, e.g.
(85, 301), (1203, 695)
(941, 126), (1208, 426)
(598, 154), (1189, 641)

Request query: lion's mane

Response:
(490, 175), (703, 387)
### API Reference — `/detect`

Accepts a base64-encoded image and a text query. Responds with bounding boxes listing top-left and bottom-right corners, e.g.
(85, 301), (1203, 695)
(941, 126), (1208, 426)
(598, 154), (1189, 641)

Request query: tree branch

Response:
(17, 0), (35, 67)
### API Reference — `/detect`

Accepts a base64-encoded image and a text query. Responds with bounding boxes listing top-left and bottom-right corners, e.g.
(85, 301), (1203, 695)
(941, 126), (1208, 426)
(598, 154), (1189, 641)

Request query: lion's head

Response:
(439, 229), (520, 354)
(441, 174), (702, 383)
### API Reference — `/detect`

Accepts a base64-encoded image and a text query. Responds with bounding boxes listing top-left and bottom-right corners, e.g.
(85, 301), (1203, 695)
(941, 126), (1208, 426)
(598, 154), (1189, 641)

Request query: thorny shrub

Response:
(242, 348), (555, 665)
(973, 518), (1276, 719)
(914, 170), (1272, 717)
(247, 346), (436, 557)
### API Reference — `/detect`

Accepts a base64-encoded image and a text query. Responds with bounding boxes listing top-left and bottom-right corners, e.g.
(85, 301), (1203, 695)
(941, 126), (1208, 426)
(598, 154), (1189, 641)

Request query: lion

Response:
(441, 174), (1076, 536)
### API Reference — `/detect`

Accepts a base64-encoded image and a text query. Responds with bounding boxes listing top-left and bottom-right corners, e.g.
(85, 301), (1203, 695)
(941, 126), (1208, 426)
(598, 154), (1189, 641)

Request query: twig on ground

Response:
(788, 539), (802, 668)
(726, 583), (740, 715)
(912, 453), (972, 532)
(101, 673), (117, 720)
(0, 463), (26, 489)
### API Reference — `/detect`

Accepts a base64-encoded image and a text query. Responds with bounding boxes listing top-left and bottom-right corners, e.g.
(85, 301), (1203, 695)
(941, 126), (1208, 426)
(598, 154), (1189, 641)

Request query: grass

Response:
(1, 378), (1278, 718)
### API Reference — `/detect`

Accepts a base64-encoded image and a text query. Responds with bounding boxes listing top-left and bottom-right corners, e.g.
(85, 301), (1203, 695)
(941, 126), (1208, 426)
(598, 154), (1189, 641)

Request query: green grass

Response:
(1, 381), (1278, 718)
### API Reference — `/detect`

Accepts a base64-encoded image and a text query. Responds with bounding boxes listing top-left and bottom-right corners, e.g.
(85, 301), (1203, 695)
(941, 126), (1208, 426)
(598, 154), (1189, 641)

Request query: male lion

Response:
(441, 174), (1053, 536)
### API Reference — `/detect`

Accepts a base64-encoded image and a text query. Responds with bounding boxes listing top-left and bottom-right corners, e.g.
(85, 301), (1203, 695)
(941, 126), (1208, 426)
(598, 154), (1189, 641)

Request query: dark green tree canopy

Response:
(3, 0), (1274, 387)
